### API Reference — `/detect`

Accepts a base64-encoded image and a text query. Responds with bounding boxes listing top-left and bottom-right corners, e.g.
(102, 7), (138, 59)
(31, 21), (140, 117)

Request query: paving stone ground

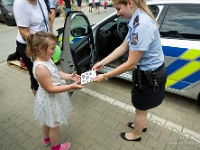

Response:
(1, 59), (200, 150)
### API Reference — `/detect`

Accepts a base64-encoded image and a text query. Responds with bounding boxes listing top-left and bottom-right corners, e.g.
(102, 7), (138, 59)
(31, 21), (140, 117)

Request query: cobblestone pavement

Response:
(1, 59), (200, 150)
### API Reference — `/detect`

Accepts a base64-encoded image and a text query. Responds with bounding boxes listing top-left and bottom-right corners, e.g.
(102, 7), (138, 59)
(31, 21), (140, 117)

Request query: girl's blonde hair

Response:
(112, 0), (157, 25)
(26, 31), (57, 58)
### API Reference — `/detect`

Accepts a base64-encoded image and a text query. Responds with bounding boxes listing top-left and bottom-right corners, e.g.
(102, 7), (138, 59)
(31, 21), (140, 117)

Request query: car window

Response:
(160, 5), (200, 40)
(148, 5), (159, 18)
(2, 0), (14, 5)
(69, 15), (88, 44)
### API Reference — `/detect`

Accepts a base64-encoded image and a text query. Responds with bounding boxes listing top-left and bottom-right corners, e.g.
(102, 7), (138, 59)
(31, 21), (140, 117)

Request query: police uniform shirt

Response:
(125, 8), (164, 71)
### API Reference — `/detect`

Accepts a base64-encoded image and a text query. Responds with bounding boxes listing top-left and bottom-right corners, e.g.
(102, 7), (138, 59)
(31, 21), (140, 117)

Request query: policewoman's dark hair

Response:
(26, 31), (57, 58)
(112, 0), (158, 26)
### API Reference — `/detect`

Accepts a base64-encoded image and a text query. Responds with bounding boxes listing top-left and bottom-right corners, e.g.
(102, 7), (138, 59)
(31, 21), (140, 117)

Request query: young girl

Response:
(26, 31), (85, 150)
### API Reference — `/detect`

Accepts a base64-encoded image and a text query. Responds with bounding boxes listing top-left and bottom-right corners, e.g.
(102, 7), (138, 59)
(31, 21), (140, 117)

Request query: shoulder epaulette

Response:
(133, 15), (139, 28)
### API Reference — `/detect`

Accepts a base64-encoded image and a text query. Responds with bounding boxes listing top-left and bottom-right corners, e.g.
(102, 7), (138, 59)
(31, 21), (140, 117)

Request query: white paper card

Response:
(81, 70), (96, 84)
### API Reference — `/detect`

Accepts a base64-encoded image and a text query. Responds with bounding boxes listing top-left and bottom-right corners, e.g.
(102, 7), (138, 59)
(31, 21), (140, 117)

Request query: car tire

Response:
(5, 18), (11, 26)
(3, 15), (13, 26)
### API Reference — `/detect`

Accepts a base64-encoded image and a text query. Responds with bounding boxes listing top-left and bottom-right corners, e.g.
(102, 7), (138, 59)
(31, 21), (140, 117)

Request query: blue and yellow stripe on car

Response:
(57, 35), (80, 47)
(163, 46), (200, 90)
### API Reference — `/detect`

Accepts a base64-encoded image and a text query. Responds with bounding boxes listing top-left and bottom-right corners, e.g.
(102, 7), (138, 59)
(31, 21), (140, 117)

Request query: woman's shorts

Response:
(131, 65), (167, 110)
(95, 2), (100, 7)
(77, 0), (82, 7)
(89, 3), (93, 6)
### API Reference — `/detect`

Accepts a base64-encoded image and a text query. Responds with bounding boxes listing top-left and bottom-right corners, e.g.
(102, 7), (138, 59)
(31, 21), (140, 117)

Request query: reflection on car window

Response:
(160, 5), (200, 40)
(148, 5), (159, 18)
(69, 15), (88, 44)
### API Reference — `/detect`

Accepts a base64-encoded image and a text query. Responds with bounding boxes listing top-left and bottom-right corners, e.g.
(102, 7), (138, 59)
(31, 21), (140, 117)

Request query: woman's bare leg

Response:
(125, 109), (148, 139)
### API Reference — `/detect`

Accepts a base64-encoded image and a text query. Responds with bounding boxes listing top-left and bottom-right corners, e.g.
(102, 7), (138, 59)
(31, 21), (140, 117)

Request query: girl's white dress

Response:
(33, 59), (73, 128)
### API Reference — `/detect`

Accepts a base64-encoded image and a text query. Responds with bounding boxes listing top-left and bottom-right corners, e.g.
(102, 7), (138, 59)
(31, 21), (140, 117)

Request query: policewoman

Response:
(92, 0), (167, 142)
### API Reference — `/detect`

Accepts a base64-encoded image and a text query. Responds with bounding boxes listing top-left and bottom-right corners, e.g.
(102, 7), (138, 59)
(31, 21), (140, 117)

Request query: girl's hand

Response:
(70, 72), (81, 82)
(70, 81), (85, 89)
(92, 61), (104, 71)
(93, 74), (105, 83)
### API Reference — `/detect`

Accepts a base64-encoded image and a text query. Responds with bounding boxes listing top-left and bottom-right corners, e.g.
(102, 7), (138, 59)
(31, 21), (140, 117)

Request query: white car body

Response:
(60, 0), (200, 101)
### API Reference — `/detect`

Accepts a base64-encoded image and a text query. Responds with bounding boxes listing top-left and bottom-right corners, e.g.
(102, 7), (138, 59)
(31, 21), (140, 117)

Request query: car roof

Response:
(147, 0), (200, 5)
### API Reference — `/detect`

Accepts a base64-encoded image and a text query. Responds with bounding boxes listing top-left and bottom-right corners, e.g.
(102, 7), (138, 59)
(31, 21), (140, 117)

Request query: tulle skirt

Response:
(34, 87), (73, 128)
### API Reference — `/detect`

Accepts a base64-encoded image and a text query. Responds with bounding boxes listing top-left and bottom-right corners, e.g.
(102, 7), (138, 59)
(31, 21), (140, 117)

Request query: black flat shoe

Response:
(120, 132), (141, 142)
(127, 122), (147, 132)
(7, 51), (20, 61)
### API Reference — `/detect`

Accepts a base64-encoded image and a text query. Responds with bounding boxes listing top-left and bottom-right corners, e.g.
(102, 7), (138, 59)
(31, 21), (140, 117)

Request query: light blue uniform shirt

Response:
(125, 8), (164, 71)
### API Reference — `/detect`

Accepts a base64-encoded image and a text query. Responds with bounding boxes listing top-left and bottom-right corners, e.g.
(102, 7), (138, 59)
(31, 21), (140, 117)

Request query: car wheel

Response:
(4, 16), (12, 26)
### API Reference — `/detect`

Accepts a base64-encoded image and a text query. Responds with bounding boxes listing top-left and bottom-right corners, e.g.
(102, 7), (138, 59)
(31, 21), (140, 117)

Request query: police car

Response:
(60, 0), (200, 101)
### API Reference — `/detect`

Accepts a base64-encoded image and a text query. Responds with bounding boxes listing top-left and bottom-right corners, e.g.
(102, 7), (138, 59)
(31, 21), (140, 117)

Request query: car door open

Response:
(60, 12), (96, 82)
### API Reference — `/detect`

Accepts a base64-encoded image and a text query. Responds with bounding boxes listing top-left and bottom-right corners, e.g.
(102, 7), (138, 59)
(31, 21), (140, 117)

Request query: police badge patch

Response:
(131, 33), (138, 45)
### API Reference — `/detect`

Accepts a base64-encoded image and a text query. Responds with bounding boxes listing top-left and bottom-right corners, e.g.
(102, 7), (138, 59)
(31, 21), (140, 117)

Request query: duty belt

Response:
(132, 63), (166, 92)
(152, 63), (165, 78)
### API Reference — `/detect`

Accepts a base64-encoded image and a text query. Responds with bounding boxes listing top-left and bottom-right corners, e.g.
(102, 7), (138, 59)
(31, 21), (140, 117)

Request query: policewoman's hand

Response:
(93, 74), (105, 83)
(92, 61), (104, 71)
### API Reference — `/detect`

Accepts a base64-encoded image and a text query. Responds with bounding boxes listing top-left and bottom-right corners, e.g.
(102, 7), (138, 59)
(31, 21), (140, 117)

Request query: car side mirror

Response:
(70, 27), (86, 37)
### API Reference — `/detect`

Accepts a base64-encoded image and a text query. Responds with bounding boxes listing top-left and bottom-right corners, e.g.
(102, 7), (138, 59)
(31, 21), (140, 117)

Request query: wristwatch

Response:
(103, 74), (109, 81)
